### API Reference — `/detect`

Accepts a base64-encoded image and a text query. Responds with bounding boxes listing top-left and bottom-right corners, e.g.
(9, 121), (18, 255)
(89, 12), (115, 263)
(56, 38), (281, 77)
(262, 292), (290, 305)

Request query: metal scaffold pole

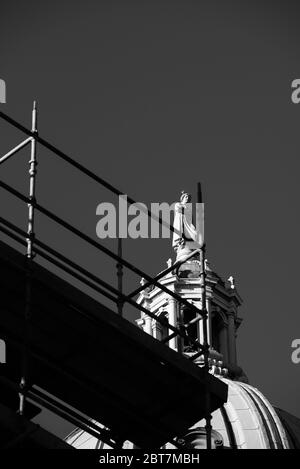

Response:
(19, 101), (38, 416)
(200, 244), (212, 449)
(197, 182), (212, 450)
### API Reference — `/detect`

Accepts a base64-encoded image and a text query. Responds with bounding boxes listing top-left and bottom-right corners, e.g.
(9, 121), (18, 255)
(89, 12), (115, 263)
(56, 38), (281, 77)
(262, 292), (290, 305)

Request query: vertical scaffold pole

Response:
(19, 101), (38, 416)
(197, 182), (212, 450)
(200, 244), (212, 449)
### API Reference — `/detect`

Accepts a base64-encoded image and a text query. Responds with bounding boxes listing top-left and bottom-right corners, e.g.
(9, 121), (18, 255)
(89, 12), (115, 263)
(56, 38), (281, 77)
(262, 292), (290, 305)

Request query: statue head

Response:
(180, 191), (191, 204)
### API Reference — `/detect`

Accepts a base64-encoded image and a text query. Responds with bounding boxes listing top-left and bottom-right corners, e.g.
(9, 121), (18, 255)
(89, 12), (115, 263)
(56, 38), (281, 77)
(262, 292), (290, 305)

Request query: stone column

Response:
(167, 298), (177, 350)
(144, 314), (153, 337)
(152, 318), (162, 341)
(227, 311), (237, 366)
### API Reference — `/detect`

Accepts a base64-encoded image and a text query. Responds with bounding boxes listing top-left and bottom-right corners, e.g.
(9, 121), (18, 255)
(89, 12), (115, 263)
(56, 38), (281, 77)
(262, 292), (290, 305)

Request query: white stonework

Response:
(65, 255), (299, 449)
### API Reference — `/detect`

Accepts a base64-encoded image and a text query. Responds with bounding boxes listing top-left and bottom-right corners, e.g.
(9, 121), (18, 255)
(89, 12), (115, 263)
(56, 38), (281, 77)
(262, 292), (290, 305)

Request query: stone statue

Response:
(172, 191), (204, 260)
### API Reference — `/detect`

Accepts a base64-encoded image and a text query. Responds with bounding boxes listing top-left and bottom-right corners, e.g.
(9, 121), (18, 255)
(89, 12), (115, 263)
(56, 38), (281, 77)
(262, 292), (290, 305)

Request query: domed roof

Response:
(185, 378), (290, 449)
(65, 377), (296, 449)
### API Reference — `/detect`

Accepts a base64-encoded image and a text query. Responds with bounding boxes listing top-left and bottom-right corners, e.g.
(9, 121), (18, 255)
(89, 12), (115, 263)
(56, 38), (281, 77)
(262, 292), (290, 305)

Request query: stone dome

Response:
(183, 378), (290, 449)
(65, 376), (299, 449)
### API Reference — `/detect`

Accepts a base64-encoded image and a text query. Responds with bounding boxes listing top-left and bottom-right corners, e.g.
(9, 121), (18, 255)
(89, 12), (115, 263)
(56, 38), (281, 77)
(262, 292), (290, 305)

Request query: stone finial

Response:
(140, 277), (150, 295)
(228, 275), (235, 290)
(140, 277), (146, 286)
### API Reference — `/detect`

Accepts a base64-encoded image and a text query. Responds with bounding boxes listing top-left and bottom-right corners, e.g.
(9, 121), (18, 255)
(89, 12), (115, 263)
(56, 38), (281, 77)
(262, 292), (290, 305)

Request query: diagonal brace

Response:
(0, 137), (32, 165)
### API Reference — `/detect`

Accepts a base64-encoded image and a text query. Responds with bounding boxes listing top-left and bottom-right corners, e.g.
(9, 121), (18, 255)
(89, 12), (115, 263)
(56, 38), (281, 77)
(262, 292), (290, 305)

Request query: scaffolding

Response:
(0, 103), (224, 449)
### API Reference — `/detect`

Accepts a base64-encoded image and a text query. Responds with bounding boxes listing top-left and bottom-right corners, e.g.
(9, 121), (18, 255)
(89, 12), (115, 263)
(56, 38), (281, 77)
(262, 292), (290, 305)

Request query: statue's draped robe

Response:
(172, 202), (204, 250)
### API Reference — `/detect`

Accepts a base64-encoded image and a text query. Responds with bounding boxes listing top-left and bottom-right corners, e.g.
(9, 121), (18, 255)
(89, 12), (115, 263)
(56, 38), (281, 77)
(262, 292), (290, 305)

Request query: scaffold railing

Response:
(0, 103), (212, 449)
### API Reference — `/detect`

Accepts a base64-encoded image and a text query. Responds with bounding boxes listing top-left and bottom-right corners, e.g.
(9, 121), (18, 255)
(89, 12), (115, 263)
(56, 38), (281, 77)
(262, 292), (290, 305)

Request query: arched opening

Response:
(211, 309), (228, 364)
(211, 314), (221, 352)
(181, 306), (198, 351)
(160, 314), (169, 342)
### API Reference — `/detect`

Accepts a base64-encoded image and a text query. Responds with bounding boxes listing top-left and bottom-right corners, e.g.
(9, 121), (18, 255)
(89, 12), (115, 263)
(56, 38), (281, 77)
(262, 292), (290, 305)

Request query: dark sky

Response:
(0, 0), (300, 439)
